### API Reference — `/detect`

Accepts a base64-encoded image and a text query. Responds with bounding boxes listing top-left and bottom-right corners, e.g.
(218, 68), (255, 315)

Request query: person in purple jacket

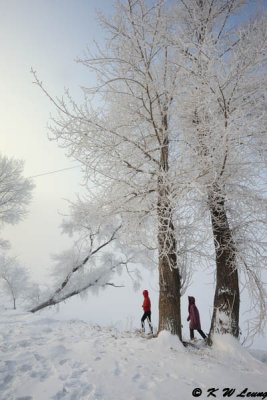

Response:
(187, 296), (207, 341)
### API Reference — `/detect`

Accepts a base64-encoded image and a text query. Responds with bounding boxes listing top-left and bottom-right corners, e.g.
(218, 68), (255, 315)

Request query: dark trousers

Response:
(141, 311), (153, 333)
(190, 328), (207, 340)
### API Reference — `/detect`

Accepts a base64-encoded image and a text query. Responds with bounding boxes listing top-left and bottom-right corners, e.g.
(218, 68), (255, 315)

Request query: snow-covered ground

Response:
(0, 311), (266, 400)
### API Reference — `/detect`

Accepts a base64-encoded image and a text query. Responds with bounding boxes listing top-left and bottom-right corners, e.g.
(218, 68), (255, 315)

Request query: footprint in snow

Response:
(19, 364), (32, 372)
(132, 372), (141, 381)
(59, 359), (68, 365)
(1, 373), (13, 385)
(113, 361), (121, 376)
(50, 345), (68, 356)
(4, 360), (17, 370)
(16, 397), (33, 400)
(18, 340), (31, 348)
(43, 327), (53, 333)
(30, 370), (50, 381)
(53, 382), (96, 399)
(33, 353), (45, 362)
(71, 368), (87, 379)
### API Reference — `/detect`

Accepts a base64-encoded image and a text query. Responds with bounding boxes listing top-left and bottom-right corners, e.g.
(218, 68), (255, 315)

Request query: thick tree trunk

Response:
(158, 214), (181, 338)
(157, 132), (181, 339)
(208, 186), (240, 338)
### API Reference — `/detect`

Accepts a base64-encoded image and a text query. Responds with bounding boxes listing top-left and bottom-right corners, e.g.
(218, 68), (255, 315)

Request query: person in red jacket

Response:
(141, 290), (153, 334)
(187, 296), (207, 340)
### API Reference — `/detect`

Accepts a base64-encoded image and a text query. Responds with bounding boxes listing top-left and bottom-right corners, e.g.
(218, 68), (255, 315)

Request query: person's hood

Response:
(143, 290), (149, 297)
(188, 296), (195, 305)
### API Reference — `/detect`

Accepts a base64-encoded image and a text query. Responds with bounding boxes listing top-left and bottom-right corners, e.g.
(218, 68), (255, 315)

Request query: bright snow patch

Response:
(153, 330), (185, 352)
(0, 311), (266, 400)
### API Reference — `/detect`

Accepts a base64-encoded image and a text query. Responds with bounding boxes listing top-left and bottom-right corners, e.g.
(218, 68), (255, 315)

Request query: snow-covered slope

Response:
(0, 311), (266, 400)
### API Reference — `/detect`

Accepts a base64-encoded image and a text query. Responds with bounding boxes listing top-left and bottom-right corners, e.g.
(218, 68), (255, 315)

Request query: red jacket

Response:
(142, 290), (151, 312)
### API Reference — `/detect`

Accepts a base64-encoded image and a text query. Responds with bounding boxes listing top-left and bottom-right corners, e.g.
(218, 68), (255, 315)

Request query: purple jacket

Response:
(187, 296), (201, 330)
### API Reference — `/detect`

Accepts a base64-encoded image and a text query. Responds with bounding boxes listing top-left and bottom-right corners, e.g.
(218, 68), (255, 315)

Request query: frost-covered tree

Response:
(173, 0), (267, 339)
(0, 153), (34, 247)
(0, 154), (34, 308)
(33, 0), (187, 338)
(34, 0), (266, 342)
(0, 154), (33, 225)
(30, 209), (137, 313)
(0, 255), (31, 310)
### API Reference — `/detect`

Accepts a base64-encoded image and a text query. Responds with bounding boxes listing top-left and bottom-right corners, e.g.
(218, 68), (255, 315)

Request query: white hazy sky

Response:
(0, 0), (111, 277)
(0, 0), (266, 350)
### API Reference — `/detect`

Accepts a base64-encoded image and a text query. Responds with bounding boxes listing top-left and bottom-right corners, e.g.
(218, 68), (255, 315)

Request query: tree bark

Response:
(208, 186), (240, 338)
(157, 133), (182, 339)
(157, 207), (181, 338)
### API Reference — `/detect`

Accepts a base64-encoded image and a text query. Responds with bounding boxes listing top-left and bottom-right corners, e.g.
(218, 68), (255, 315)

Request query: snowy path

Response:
(0, 311), (266, 400)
